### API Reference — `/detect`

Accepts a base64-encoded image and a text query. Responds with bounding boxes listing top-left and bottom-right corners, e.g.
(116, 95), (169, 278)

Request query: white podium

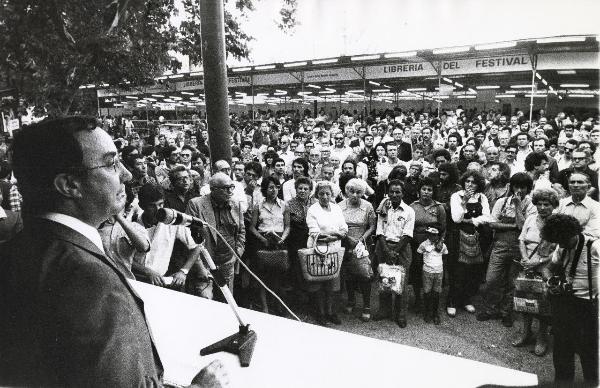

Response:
(131, 281), (538, 388)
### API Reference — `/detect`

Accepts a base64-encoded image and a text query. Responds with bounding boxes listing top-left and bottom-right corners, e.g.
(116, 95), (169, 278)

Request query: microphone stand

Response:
(197, 243), (257, 367)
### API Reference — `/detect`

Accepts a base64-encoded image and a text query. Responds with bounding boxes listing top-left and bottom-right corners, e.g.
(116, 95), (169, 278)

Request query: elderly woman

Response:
(248, 176), (287, 315)
(339, 179), (377, 321)
(305, 181), (349, 326)
(449, 170), (491, 316)
(511, 188), (559, 356)
(477, 173), (536, 327)
(410, 176), (447, 314)
(284, 177), (315, 291)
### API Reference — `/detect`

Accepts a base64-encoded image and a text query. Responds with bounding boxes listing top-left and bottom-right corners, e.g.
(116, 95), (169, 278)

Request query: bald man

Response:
(186, 172), (245, 302)
(214, 160), (231, 175)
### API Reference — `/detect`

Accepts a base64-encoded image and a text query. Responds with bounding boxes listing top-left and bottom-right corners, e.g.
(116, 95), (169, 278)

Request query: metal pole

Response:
(438, 72), (442, 118)
(363, 76), (367, 119)
(529, 68), (536, 127)
(251, 79), (255, 123)
(96, 90), (101, 117)
(200, 0), (232, 163)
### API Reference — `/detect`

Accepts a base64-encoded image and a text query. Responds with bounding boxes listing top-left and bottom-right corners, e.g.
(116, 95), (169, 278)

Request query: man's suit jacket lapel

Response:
(38, 219), (163, 370)
(46, 220), (135, 289)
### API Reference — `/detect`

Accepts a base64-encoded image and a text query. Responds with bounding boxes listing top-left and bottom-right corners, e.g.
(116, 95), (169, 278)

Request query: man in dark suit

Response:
(392, 127), (412, 162)
(186, 172), (245, 303)
(0, 117), (225, 387)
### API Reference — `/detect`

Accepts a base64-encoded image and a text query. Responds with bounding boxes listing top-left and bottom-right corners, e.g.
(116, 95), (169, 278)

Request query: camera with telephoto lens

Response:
(546, 276), (574, 296)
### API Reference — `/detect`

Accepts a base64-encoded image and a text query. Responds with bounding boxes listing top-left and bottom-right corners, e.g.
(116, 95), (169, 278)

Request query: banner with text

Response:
(442, 54), (532, 75)
(365, 62), (436, 78)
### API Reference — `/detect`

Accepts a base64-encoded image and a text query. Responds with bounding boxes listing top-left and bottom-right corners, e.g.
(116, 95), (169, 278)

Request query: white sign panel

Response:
(304, 67), (361, 83)
(254, 72), (301, 86)
(156, 103), (177, 110)
(228, 75), (252, 87)
(145, 83), (171, 94)
(442, 54), (531, 75)
(366, 62), (436, 78)
(176, 79), (204, 91)
(537, 51), (599, 70)
(7, 119), (19, 131)
(97, 87), (144, 98)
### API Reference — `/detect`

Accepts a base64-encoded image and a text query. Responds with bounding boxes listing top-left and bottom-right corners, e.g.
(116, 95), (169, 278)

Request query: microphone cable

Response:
(200, 222), (302, 323)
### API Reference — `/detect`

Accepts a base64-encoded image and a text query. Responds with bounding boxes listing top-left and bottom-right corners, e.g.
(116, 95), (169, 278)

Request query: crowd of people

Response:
(1, 106), (599, 385)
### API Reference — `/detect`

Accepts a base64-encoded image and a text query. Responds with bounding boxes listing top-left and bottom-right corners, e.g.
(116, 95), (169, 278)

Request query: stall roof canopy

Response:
(96, 35), (599, 108)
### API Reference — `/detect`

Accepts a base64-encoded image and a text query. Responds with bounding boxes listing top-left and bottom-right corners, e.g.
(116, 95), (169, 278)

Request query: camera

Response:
(547, 276), (574, 296)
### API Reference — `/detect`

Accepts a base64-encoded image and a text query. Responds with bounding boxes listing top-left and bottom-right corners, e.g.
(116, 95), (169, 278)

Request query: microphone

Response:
(156, 208), (206, 228)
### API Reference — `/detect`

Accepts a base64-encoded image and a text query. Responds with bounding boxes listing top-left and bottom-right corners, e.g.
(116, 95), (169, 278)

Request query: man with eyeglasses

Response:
(558, 148), (599, 201)
(0, 117), (228, 386)
(186, 172), (246, 303)
(503, 145), (518, 177)
(179, 145), (195, 170)
(278, 136), (294, 174)
(331, 134), (352, 163)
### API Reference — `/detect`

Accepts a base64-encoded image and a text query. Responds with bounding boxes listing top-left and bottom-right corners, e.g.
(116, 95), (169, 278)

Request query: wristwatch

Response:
(179, 268), (189, 275)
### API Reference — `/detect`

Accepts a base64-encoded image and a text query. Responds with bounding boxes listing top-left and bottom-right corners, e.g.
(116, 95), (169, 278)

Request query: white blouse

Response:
(306, 202), (348, 249)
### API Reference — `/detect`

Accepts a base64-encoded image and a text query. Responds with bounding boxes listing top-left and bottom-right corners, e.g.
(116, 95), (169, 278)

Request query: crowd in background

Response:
(1, 105), (598, 385)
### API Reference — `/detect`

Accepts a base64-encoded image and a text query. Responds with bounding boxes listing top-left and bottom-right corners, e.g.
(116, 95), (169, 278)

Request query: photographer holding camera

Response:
(541, 213), (599, 385)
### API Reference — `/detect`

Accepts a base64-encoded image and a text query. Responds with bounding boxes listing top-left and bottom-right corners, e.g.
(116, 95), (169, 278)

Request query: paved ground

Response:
(272, 286), (588, 386)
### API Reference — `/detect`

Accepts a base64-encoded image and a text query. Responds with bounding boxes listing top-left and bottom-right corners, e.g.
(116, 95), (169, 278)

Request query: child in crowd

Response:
(417, 226), (448, 325)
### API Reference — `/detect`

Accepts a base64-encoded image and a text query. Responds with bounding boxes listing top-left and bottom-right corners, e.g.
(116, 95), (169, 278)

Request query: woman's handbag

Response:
(346, 241), (374, 281)
(377, 264), (405, 295)
(256, 249), (290, 272)
(298, 234), (344, 282)
(458, 230), (483, 264)
(514, 272), (551, 316)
